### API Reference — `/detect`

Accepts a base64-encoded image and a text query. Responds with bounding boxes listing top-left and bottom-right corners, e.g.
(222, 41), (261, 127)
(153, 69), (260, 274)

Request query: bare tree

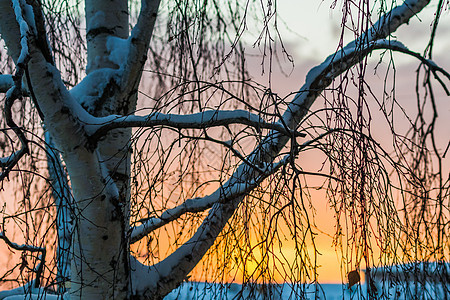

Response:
(0, 0), (448, 299)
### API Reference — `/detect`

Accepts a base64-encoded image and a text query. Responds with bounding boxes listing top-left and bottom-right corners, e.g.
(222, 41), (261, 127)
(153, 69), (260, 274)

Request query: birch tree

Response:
(0, 0), (448, 299)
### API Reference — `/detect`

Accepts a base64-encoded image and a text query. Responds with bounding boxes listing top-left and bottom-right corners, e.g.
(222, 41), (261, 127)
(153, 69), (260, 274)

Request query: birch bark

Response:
(69, 1), (132, 299)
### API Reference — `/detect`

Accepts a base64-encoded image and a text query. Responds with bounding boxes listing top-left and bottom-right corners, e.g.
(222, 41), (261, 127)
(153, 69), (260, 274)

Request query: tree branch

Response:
(130, 129), (343, 243)
(372, 39), (450, 95)
(86, 109), (305, 144)
(118, 0), (161, 99)
(0, 232), (46, 287)
(131, 0), (433, 298)
(0, 0), (31, 181)
(0, 0), (100, 154)
(130, 154), (289, 243)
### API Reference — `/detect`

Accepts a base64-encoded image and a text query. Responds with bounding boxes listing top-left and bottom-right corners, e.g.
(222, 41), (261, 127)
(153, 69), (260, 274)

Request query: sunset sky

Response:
(0, 0), (449, 290)
(241, 0), (450, 283)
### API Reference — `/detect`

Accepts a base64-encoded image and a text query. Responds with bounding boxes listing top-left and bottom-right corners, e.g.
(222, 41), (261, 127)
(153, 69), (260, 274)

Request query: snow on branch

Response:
(132, 1), (436, 296)
(352, 0), (431, 47)
(130, 129), (342, 244)
(0, 232), (44, 252)
(117, 0), (161, 98)
(11, 0), (31, 66)
(372, 39), (450, 95)
(0, 146), (27, 181)
(86, 109), (305, 144)
(130, 154), (290, 243)
(0, 0), (34, 181)
(0, 232), (46, 287)
(0, 74), (28, 95)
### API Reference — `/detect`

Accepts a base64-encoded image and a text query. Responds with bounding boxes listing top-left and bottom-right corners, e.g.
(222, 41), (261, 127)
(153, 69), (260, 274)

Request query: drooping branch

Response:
(0, 232), (46, 287)
(86, 109), (305, 144)
(130, 129), (340, 243)
(0, 232), (44, 255)
(130, 153), (290, 243)
(130, 38), (420, 240)
(372, 39), (450, 95)
(131, 1), (434, 298)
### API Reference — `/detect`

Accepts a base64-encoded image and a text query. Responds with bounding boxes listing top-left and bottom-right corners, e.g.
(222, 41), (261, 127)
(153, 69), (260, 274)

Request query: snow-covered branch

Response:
(131, 155), (289, 243)
(352, 0), (431, 47)
(87, 109), (304, 143)
(0, 74), (29, 95)
(130, 129), (341, 244)
(118, 0), (161, 99)
(0, 147), (27, 181)
(132, 0), (433, 297)
(0, 0), (102, 153)
(11, 0), (33, 67)
(0, 0), (32, 181)
(0, 232), (46, 287)
(0, 232), (44, 252)
(372, 39), (450, 94)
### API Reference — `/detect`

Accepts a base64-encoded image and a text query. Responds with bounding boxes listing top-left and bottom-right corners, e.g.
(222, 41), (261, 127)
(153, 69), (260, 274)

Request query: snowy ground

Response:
(165, 281), (450, 299)
(165, 282), (361, 299)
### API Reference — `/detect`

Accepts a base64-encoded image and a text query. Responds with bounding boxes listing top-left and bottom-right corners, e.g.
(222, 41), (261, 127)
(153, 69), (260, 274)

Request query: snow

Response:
(21, 2), (36, 35)
(0, 281), (51, 300)
(165, 282), (349, 300)
(69, 68), (119, 106)
(106, 36), (130, 69)
(0, 75), (13, 92)
(11, 0), (30, 65)
(44, 65), (117, 130)
(165, 280), (449, 300)
(130, 179), (258, 240)
(0, 232), (43, 252)
(163, 262), (450, 299)
(80, 109), (293, 140)
(0, 151), (19, 167)
(87, 11), (105, 32)
(130, 255), (159, 295)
